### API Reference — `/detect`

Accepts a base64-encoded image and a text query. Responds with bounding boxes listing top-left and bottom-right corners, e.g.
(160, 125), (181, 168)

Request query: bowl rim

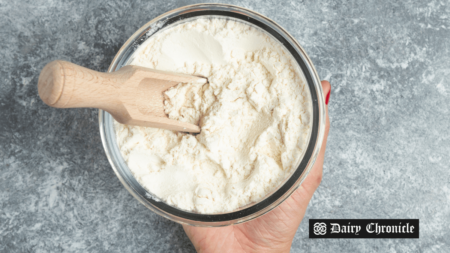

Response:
(99, 3), (326, 227)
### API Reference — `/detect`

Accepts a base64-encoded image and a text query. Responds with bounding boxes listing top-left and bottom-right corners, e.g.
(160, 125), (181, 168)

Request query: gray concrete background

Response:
(1, 0), (449, 252)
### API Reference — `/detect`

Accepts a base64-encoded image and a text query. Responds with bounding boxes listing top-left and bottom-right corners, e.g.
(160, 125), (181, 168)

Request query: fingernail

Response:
(325, 88), (331, 105)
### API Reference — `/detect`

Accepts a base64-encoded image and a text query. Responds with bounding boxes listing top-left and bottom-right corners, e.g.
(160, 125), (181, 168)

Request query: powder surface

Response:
(114, 18), (312, 213)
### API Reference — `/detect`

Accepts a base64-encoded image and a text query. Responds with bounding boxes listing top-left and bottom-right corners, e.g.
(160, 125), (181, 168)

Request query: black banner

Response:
(309, 219), (419, 238)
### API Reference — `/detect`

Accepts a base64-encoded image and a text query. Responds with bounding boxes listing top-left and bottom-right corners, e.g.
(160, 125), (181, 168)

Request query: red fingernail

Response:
(325, 89), (331, 105)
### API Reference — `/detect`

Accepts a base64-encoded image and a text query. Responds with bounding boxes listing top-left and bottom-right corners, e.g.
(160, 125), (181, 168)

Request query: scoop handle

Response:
(38, 60), (123, 110)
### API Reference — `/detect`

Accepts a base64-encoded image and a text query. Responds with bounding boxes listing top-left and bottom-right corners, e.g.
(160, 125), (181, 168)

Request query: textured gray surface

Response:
(1, 0), (449, 252)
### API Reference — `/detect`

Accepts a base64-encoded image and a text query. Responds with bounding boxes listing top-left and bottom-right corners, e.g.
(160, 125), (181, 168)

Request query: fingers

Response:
(312, 80), (330, 182)
(292, 80), (331, 199)
(319, 80), (331, 161)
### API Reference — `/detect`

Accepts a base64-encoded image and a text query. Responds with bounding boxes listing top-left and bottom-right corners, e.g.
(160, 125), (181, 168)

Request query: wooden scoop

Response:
(38, 60), (205, 133)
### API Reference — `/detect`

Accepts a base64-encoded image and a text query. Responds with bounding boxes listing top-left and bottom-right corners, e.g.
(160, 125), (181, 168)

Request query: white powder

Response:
(114, 18), (312, 214)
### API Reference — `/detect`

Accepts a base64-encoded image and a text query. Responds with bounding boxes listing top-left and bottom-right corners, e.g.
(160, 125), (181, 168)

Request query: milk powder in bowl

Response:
(99, 4), (325, 226)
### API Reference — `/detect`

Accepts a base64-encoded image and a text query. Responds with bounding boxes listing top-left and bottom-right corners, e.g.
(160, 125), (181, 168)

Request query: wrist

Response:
(249, 240), (292, 253)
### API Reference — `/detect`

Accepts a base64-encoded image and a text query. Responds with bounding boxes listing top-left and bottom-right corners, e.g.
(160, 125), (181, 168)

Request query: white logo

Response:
(313, 222), (327, 235)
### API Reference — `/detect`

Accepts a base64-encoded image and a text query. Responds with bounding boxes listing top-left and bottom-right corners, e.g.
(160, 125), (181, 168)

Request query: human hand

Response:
(183, 81), (331, 253)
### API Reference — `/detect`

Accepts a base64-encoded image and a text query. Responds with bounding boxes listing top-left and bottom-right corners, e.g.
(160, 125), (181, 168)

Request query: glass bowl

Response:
(99, 3), (326, 227)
